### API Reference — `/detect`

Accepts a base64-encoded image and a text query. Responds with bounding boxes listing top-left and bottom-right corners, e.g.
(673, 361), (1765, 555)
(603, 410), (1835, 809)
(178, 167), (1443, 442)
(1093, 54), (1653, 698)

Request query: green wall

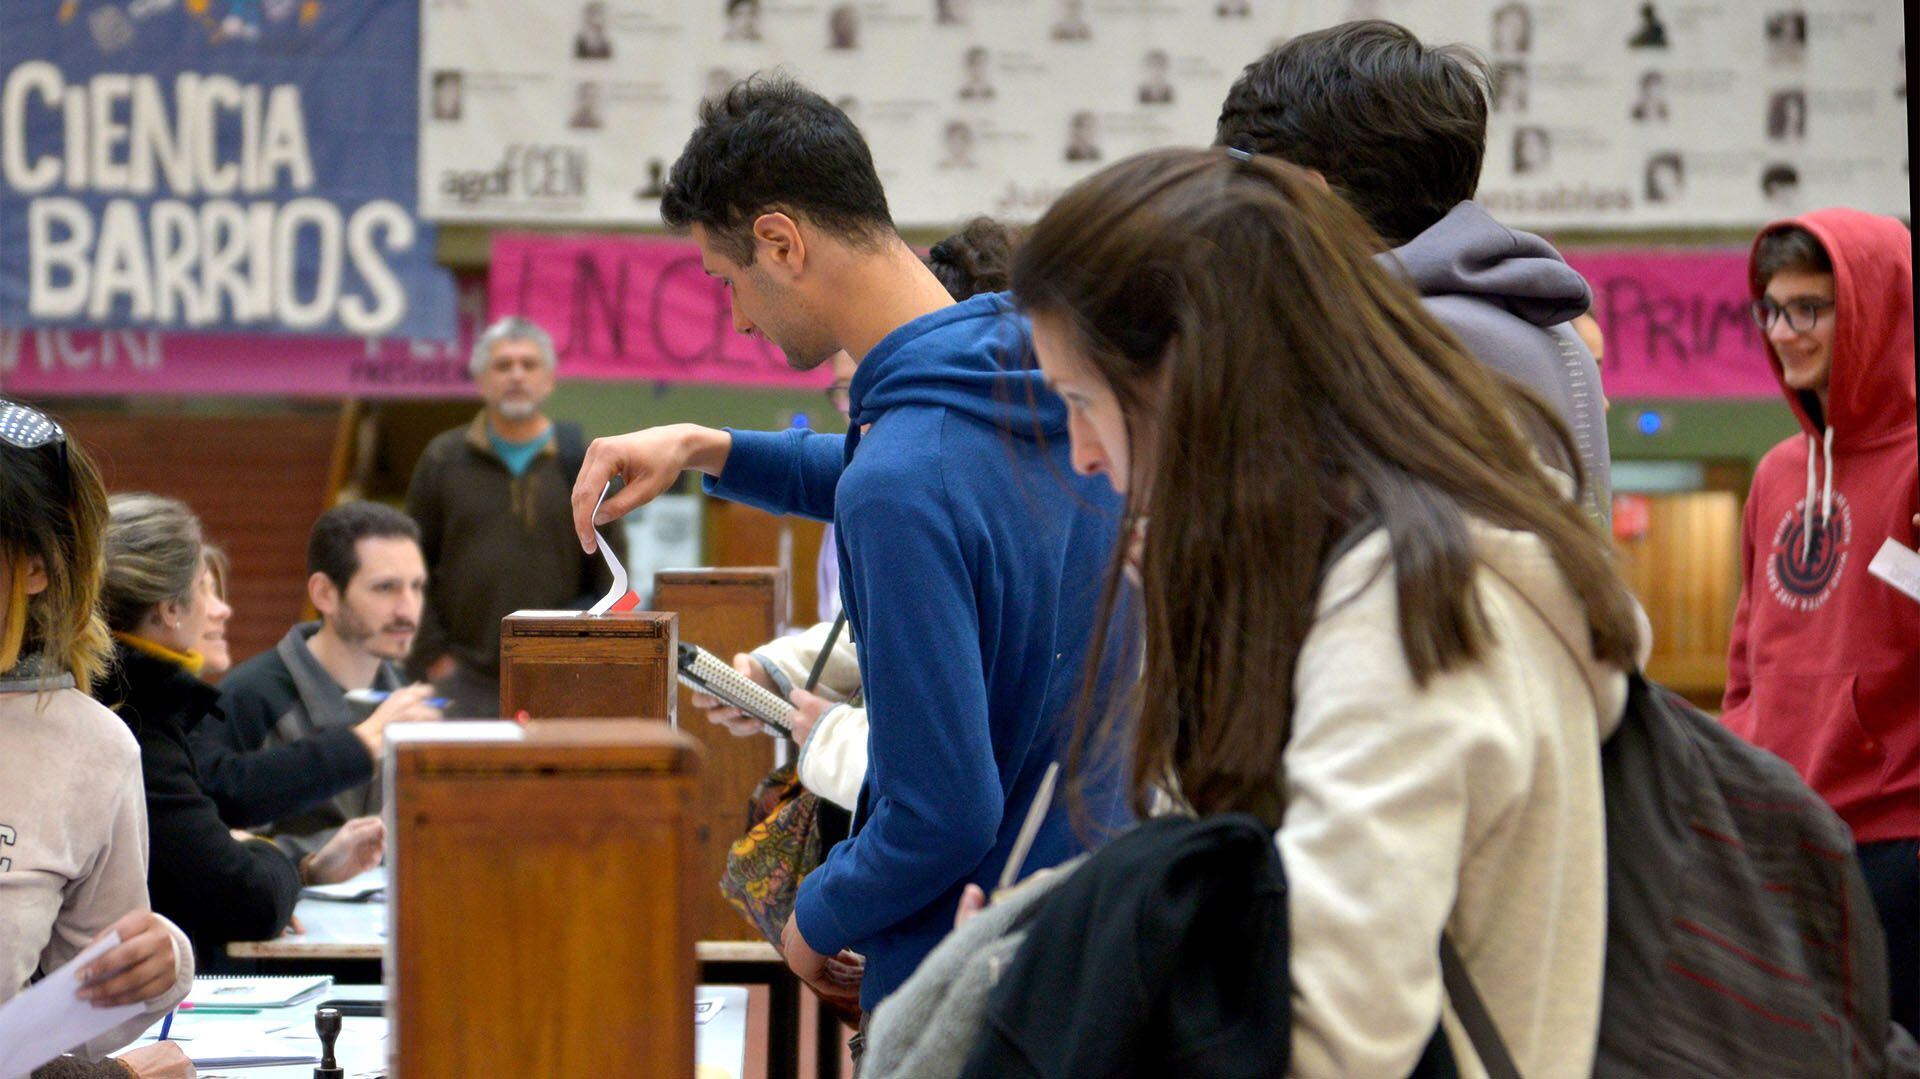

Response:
(1605, 397), (1799, 466)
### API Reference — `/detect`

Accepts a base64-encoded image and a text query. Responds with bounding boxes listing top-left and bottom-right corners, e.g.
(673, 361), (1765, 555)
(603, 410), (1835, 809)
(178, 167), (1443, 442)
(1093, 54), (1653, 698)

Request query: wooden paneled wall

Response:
(57, 411), (343, 673)
(1612, 490), (1745, 707)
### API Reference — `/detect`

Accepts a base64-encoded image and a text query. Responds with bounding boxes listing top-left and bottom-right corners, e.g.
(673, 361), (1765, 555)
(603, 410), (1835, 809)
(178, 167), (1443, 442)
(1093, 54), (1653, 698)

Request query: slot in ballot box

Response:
(499, 609), (676, 722)
(386, 720), (704, 1077)
(653, 568), (788, 942)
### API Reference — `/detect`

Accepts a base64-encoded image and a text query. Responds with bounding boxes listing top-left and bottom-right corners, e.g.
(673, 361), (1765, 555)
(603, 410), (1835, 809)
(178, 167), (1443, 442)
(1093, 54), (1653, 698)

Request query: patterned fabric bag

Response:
(722, 765), (823, 943)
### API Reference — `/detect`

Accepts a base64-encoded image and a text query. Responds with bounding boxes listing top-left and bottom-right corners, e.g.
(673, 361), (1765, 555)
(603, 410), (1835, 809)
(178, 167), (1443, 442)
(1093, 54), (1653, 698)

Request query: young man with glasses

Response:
(1726, 209), (1917, 1036)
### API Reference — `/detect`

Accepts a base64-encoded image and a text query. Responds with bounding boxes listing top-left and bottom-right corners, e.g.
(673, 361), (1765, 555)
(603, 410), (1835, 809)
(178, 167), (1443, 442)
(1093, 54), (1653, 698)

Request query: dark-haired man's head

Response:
(662, 74), (903, 370)
(307, 502), (425, 662)
(1750, 226), (1836, 398)
(1215, 20), (1489, 244)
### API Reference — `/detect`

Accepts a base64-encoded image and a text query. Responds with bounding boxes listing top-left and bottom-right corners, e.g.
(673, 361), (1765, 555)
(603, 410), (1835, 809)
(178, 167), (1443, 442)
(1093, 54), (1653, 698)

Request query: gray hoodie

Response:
(1384, 200), (1611, 525)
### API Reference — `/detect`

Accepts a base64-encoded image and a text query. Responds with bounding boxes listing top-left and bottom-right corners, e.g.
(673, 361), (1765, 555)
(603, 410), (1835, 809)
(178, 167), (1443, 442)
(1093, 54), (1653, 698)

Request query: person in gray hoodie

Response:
(1215, 19), (1611, 525)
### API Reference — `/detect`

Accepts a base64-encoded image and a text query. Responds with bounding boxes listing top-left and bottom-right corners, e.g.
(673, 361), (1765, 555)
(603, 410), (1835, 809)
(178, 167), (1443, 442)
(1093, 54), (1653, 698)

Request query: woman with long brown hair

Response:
(0, 399), (196, 1076)
(1013, 149), (1642, 1075)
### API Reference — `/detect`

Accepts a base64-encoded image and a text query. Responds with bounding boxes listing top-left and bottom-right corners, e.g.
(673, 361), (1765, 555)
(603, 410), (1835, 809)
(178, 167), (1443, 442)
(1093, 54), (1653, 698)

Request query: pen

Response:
(178, 1003), (262, 1014)
(157, 1009), (174, 1040)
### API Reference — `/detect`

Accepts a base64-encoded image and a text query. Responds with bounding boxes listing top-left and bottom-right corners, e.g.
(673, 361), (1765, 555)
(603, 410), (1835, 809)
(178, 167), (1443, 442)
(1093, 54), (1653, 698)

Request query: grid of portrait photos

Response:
(418, 0), (1910, 228)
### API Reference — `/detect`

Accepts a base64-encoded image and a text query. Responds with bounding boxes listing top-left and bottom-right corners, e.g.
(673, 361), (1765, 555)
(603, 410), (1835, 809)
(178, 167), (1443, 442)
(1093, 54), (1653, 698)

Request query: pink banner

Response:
(489, 232), (831, 390)
(1563, 248), (1778, 399)
(1, 278), (485, 400)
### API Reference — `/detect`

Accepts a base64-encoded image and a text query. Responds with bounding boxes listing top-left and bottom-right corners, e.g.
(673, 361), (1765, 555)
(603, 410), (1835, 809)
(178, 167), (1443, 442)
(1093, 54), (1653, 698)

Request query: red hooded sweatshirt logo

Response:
(1722, 208), (1918, 844)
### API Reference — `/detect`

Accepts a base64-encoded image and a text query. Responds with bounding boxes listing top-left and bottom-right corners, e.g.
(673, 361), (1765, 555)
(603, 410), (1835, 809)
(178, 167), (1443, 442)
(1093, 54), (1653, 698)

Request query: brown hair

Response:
(0, 407), (114, 689)
(1750, 224), (1831, 294)
(101, 493), (205, 634)
(1013, 148), (1640, 825)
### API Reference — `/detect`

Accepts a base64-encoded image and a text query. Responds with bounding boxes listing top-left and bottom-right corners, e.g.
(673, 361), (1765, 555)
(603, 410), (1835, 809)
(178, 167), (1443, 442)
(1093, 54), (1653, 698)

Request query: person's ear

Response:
(753, 212), (806, 279)
(308, 572), (341, 619)
(21, 555), (49, 597)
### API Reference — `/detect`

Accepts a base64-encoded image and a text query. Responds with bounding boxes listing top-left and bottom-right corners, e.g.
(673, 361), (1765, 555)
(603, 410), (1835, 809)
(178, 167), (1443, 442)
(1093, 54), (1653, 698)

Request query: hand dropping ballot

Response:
(588, 481), (642, 614)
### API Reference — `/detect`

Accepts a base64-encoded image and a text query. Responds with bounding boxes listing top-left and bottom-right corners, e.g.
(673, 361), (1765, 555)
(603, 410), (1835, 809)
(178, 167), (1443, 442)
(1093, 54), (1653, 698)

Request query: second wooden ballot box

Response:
(498, 610), (676, 721)
(386, 720), (704, 1076)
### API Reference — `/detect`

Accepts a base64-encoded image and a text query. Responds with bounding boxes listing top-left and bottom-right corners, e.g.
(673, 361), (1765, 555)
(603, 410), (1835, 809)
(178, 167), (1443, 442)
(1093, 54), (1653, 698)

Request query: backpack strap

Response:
(1441, 934), (1525, 1079)
(553, 421), (587, 484)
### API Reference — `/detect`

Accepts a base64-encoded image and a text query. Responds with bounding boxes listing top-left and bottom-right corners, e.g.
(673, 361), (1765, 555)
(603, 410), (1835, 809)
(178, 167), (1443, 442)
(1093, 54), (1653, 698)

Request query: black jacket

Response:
(98, 642), (301, 961)
(960, 814), (1292, 1078)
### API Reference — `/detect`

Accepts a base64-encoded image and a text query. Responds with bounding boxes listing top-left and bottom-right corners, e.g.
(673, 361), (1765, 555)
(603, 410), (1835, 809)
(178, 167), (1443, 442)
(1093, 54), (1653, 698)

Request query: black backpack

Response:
(1448, 668), (1918, 1078)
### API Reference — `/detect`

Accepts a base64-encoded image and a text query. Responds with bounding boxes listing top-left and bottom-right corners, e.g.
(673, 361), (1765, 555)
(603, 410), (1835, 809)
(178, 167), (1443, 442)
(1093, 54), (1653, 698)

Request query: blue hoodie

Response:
(708, 292), (1130, 1006)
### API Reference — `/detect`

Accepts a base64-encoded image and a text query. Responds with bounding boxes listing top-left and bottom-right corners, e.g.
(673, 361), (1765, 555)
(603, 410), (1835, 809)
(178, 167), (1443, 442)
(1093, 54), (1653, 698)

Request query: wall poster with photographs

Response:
(418, 0), (1908, 229)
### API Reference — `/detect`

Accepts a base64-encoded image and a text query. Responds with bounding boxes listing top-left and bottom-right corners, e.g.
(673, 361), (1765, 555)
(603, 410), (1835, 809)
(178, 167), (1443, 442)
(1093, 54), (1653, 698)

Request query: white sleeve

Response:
(752, 620), (862, 701)
(1281, 580), (1526, 1079)
(796, 704), (868, 811)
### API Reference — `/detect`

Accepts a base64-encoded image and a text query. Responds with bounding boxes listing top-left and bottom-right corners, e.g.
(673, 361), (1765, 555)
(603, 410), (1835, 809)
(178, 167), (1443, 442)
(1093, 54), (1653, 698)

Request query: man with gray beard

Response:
(403, 317), (623, 717)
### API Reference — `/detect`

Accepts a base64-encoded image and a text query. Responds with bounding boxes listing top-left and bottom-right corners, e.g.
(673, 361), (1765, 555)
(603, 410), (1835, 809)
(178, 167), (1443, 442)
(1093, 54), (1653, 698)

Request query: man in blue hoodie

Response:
(1215, 20), (1612, 525)
(569, 75), (1126, 1016)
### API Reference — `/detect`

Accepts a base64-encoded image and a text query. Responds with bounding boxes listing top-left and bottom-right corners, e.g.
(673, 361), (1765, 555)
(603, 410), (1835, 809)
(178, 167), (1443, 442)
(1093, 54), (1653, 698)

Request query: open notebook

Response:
(184, 975), (333, 1009)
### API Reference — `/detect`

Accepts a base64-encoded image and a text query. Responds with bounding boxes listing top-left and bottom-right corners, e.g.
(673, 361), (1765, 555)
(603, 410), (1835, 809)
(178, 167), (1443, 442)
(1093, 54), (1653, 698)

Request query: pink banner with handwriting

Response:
(2, 278), (485, 399)
(488, 232), (830, 390)
(1563, 248), (1778, 399)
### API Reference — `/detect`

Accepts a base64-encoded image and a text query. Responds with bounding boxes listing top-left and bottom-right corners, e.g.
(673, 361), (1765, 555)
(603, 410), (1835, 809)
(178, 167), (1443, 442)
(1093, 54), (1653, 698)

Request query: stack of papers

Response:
(185, 975), (333, 1009)
(301, 867), (386, 902)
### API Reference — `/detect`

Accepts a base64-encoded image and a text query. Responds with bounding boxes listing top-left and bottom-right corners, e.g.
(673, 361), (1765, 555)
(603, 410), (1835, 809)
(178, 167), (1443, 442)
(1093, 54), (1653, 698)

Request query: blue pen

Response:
(344, 688), (451, 710)
(157, 1009), (174, 1041)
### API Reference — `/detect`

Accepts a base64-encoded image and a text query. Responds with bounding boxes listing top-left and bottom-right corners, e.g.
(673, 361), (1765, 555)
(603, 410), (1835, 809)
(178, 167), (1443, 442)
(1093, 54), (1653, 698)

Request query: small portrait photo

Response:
(724, 0), (762, 42)
(1051, 0), (1092, 41)
(828, 3), (860, 50)
(1215, 0), (1251, 16)
(704, 67), (738, 105)
(1491, 62), (1529, 113)
(1766, 88), (1807, 141)
(1138, 49), (1174, 105)
(1764, 10), (1806, 65)
(1643, 151), (1684, 203)
(1065, 110), (1101, 163)
(1512, 125), (1551, 175)
(1491, 2), (1531, 55)
(939, 119), (977, 169)
(636, 158), (666, 200)
(574, 1), (613, 60)
(430, 70), (463, 122)
(1630, 70), (1669, 123)
(935, 0), (971, 26)
(1627, 1), (1669, 49)
(959, 45), (995, 100)
(1760, 162), (1800, 207)
(568, 80), (604, 130)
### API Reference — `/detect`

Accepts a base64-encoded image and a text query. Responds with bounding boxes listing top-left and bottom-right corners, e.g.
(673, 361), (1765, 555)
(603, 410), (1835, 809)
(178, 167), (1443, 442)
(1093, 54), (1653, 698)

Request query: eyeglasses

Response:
(825, 382), (852, 412)
(1750, 297), (1834, 334)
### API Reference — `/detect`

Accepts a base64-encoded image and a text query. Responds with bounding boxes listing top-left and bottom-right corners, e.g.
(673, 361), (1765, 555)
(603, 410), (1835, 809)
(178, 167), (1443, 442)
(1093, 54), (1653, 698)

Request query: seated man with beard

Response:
(191, 503), (443, 858)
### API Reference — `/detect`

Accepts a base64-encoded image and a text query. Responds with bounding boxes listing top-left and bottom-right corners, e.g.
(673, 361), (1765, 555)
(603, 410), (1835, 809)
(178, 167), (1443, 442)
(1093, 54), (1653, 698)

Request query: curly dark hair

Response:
(661, 72), (894, 265)
(925, 217), (1016, 299)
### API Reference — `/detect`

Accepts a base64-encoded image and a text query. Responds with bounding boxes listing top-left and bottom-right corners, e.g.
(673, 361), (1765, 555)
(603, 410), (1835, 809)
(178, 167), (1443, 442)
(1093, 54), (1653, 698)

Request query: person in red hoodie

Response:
(1724, 206), (1917, 1035)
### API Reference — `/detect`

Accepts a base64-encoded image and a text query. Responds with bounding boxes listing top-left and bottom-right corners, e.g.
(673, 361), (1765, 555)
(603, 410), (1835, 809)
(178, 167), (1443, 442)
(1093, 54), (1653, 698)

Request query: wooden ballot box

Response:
(499, 610), (676, 722)
(653, 568), (787, 942)
(387, 720), (703, 1077)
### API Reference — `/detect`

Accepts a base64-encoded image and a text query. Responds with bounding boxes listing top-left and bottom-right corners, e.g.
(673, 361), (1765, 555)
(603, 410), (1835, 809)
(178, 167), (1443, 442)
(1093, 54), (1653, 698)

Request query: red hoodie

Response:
(1722, 208), (1918, 844)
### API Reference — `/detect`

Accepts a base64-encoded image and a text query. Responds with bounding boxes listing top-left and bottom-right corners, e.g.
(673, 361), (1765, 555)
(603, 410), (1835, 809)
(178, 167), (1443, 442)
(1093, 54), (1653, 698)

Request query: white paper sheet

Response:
(0, 931), (145, 1079)
(588, 481), (638, 614)
(1868, 537), (1920, 603)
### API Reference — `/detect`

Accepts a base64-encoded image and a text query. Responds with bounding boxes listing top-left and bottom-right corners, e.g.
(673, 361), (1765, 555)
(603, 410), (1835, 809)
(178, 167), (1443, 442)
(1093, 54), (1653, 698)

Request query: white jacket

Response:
(1283, 523), (1632, 1079)
(751, 620), (868, 811)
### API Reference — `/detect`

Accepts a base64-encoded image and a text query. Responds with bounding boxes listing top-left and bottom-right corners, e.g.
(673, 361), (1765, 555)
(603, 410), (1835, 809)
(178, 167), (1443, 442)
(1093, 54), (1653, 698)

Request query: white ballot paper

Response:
(588, 481), (640, 614)
(0, 931), (145, 1079)
(1868, 537), (1920, 603)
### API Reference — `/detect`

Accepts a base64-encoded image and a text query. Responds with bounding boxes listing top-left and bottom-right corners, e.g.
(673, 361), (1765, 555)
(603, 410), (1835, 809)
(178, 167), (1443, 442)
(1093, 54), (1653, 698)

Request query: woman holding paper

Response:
(0, 398), (195, 1076)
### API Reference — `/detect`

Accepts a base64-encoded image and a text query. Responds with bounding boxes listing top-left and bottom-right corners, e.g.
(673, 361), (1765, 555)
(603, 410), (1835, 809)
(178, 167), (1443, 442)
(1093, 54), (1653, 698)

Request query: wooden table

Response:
(129, 981), (763, 1078)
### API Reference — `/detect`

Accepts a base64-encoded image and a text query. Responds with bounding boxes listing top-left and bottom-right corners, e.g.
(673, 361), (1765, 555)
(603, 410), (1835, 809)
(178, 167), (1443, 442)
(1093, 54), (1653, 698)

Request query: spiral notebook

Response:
(184, 974), (333, 1008)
